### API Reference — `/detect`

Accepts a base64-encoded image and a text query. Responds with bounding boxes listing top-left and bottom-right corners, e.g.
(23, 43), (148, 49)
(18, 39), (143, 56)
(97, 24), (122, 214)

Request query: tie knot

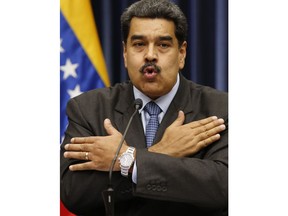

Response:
(144, 101), (162, 116)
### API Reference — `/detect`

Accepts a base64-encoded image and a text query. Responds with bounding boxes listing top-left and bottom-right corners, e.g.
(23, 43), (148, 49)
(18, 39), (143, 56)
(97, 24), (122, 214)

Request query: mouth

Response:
(143, 66), (158, 79)
(140, 63), (161, 80)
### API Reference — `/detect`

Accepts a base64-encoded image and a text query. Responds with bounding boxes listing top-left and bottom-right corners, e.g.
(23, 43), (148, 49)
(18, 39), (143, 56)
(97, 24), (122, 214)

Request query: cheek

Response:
(126, 60), (138, 74)
(126, 53), (144, 72)
(126, 59), (142, 82)
(163, 56), (181, 73)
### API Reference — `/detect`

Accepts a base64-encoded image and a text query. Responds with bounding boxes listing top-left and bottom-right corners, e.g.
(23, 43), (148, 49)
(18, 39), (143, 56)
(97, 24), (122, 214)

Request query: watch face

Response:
(120, 153), (133, 166)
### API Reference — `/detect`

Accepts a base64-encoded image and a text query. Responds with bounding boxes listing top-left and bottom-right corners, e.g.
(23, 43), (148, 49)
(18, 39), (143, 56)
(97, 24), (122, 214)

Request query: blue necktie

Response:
(144, 101), (162, 147)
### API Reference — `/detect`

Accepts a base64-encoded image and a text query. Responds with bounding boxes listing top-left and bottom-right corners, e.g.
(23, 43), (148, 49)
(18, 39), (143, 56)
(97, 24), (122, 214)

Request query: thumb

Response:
(104, 118), (119, 136)
(169, 110), (185, 128)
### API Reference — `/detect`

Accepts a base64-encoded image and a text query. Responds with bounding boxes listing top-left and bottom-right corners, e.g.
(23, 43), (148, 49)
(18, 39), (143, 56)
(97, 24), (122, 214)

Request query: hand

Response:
(149, 111), (226, 157)
(63, 119), (129, 172)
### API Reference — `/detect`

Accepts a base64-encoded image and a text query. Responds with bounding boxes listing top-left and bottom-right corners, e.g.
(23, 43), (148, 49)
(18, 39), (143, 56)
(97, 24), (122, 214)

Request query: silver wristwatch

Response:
(119, 146), (135, 177)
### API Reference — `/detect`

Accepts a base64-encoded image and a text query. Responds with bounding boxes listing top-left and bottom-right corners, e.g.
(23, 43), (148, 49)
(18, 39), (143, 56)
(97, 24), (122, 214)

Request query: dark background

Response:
(91, 0), (228, 92)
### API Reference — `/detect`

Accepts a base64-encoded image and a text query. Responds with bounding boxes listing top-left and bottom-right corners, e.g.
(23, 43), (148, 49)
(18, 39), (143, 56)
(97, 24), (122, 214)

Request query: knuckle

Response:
(200, 132), (207, 140)
(64, 144), (70, 150)
(198, 140), (207, 149)
(80, 144), (85, 151)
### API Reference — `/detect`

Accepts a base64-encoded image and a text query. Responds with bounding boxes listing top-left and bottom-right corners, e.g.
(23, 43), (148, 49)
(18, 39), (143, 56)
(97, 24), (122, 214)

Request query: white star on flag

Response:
(60, 58), (79, 80)
(67, 84), (83, 98)
(60, 38), (65, 53)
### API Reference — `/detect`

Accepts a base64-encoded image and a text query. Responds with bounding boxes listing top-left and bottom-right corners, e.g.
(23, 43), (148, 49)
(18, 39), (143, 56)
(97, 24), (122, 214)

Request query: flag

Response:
(60, 0), (110, 215)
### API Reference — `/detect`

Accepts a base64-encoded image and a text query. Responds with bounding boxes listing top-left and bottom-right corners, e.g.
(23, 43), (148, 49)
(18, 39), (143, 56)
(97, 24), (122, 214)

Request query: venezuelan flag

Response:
(60, 0), (110, 215)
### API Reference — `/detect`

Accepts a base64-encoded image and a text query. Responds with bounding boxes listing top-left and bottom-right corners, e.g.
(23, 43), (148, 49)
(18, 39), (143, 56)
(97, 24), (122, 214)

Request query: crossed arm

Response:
(63, 110), (226, 172)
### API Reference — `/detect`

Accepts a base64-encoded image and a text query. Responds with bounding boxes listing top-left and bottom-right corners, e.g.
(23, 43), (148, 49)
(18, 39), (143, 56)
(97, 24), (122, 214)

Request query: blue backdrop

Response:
(91, 0), (228, 92)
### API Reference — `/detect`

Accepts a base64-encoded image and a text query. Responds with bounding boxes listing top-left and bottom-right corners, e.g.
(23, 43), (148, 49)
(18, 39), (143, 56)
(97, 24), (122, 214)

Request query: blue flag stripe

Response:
(60, 11), (106, 140)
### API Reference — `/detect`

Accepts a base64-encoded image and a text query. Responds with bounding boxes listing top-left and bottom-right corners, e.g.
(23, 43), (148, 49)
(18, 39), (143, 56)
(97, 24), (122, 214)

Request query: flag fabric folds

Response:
(60, 0), (110, 215)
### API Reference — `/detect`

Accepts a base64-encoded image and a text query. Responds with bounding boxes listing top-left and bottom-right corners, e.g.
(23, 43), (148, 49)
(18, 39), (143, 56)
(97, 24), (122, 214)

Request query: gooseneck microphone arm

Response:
(108, 98), (143, 186)
(102, 98), (143, 216)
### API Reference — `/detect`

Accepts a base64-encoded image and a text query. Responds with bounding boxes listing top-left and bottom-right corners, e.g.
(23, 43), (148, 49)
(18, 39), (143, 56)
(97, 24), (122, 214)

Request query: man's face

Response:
(123, 17), (187, 100)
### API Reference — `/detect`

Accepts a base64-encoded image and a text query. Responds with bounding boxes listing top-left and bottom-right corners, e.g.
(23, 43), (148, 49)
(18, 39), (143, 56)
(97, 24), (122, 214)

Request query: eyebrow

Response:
(130, 35), (173, 42)
(130, 35), (145, 41)
(158, 36), (173, 41)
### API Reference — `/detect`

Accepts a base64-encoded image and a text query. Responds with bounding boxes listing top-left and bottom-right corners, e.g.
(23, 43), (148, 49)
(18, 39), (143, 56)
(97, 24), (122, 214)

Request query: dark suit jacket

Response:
(60, 74), (228, 216)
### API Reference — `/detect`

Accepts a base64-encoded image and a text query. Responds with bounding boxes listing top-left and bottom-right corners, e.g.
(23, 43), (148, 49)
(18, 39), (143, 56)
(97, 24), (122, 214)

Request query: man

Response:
(60, 0), (228, 215)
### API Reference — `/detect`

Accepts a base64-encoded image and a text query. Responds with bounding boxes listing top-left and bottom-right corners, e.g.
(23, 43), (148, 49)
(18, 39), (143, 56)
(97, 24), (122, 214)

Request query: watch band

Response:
(119, 146), (135, 177)
(126, 146), (135, 155)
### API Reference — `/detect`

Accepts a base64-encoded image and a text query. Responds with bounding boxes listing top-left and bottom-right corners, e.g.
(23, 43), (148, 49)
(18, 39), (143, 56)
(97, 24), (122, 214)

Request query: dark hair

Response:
(121, 0), (188, 47)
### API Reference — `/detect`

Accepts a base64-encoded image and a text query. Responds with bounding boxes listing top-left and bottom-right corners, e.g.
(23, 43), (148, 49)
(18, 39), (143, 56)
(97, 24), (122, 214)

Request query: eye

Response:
(133, 42), (145, 47)
(158, 43), (170, 49)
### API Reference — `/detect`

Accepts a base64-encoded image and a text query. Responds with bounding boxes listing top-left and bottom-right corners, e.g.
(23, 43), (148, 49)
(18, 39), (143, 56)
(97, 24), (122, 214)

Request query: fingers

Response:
(68, 161), (94, 171)
(197, 119), (226, 140)
(70, 136), (95, 144)
(196, 122), (226, 148)
(198, 134), (221, 148)
(64, 143), (90, 152)
(187, 117), (225, 135)
(169, 110), (185, 128)
(66, 119), (120, 151)
(203, 118), (225, 132)
(70, 119), (119, 144)
(104, 118), (121, 136)
(64, 150), (91, 161)
(187, 116), (218, 129)
(64, 151), (109, 172)
(183, 117), (225, 153)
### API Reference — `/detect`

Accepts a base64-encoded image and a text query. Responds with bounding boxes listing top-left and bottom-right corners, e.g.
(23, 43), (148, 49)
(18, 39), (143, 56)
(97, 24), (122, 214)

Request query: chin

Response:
(145, 90), (163, 100)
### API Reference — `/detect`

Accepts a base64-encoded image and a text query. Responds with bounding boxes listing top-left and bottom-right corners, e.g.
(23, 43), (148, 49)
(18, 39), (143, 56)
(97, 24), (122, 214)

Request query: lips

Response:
(142, 66), (159, 80)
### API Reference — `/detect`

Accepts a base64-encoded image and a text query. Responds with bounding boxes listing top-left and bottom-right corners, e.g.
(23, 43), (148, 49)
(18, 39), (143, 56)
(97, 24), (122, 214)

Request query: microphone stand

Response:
(102, 99), (142, 216)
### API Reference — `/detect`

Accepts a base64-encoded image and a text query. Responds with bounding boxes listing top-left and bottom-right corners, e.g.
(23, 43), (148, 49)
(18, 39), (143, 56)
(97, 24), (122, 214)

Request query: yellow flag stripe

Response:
(60, 0), (110, 87)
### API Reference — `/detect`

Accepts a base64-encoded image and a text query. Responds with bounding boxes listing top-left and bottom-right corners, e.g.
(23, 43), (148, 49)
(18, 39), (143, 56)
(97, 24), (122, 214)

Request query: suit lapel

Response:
(113, 83), (146, 149)
(113, 74), (200, 148)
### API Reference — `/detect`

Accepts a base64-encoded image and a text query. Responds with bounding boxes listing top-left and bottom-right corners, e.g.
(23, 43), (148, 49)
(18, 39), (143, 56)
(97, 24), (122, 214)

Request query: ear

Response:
(122, 41), (128, 68)
(179, 41), (187, 69)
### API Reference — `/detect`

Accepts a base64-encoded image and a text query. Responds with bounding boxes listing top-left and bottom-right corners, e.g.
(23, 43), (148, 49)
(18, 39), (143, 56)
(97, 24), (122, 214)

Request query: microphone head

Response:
(134, 98), (143, 110)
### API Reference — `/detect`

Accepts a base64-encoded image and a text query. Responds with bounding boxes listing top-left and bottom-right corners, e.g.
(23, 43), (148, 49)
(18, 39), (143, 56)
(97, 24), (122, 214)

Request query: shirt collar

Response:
(133, 73), (180, 114)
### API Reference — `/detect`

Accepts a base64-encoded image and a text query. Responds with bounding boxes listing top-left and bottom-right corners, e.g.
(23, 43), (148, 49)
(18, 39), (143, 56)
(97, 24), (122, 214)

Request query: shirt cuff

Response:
(132, 160), (137, 184)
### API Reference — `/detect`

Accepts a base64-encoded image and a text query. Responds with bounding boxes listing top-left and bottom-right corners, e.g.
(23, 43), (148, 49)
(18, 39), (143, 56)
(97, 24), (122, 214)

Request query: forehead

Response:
(128, 17), (176, 39)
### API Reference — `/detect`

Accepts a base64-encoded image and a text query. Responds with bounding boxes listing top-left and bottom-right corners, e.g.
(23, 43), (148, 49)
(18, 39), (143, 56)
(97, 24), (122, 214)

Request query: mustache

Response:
(139, 62), (161, 73)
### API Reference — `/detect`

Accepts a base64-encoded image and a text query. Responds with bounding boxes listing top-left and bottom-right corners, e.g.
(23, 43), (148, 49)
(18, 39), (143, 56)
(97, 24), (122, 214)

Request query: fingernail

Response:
(218, 118), (224, 124)
(104, 118), (111, 124)
(219, 124), (226, 130)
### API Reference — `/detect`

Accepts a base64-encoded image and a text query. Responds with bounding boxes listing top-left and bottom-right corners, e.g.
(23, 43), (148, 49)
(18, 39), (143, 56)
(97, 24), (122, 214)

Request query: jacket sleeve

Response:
(134, 119), (228, 210)
(60, 97), (132, 215)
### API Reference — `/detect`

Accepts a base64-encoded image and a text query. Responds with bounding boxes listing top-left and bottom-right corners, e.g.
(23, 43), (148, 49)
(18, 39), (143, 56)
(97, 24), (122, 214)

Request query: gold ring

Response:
(85, 152), (89, 160)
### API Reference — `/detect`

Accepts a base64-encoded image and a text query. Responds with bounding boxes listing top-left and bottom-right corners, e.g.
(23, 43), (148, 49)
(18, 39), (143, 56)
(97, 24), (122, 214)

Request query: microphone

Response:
(102, 98), (143, 216)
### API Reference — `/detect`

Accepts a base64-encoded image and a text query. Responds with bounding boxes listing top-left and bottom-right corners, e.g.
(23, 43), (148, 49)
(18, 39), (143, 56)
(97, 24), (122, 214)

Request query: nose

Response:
(145, 44), (157, 62)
